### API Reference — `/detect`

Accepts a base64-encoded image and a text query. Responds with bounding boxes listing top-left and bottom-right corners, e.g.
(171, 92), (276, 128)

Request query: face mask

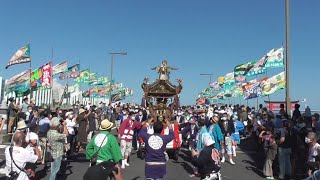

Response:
(131, 116), (135, 120)
(305, 137), (311, 144)
(221, 117), (227, 121)
(139, 112), (143, 115)
(69, 115), (74, 119)
(123, 111), (127, 115)
(59, 111), (62, 114)
(28, 110), (32, 113)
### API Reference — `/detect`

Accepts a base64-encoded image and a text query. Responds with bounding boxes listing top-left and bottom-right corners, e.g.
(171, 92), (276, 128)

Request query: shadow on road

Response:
(171, 149), (194, 175)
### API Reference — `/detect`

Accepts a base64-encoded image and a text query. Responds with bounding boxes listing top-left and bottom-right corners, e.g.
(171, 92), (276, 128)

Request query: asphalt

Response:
(0, 132), (302, 180)
(0, 139), (268, 180)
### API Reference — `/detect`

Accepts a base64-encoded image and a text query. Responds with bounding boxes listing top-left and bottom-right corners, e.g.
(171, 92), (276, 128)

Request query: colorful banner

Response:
(31, 68), (42, 87)
(217, 77), (225, 85)
(89, 80), (103, 86)
(90, 73), (96, 81)
(98, 77), (109, 84)
(59, 64), (80, 79)
(234, 61), (255, 76)
(262, 72), (286, 96)
(232, 84), (243, 97)
(209, 82), (221, 91)
(265, 47), (284, 68)
(52, 61), (68, 75)
(80, 69), (90, 82)
(243, 77), (267, 100)
(245, 57), (267, 77)
(6, 69), (31, 86)
(41, 62), (52, 88)
(30, 62), (52, 89)
(224, 72), (235, 84)
(68, 84), (79, 93)
(6, 44), (31, 69)
(234, 61), (255, 83)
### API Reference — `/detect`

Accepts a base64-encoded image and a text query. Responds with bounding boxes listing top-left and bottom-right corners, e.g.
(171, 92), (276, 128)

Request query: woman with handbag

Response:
(47, 117), (69, 180)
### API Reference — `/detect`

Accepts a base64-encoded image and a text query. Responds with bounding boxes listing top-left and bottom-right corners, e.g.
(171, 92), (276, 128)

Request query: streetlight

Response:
(109, 52), (127, 105)
(200, 73), (213, 84)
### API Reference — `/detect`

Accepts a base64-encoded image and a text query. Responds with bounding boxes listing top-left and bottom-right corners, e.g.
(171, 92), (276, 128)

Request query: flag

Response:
(209, 82), (220, 91)
(243, 77), (268, 100)
(262, 72), (286, 96)
(68, 83), (79, 93)
(74, 77), (81, 83)
(41, 62), (53, 88)
(224, 72), (235, 84)
(234, 61), (255, 83)
(80, 69), (90, 82)
(6, 69), (31, 86)
(245, 57), (267, 77)
(90, 73), (96, 81)
(30, 62), (52, 89)
(52, 61), (68, 75)
(217, 77), (225, 85)
(89, 80), (103, 86)
(98, 77), (108, 84)
(232, 84), (243, 97)
(234, 61), (255, 76)
(15, 89), (30, 98)
(59, 64), (80, 80)
(111, 91), (123, 103)
(6, 44), (31, 69)
(31, 68), (43, 87)
(68, 64), (80, 78)
(264, 47), (284, 68)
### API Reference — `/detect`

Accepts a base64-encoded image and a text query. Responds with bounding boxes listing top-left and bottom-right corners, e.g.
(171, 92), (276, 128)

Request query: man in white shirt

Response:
(65, 111), (76, 156)
(5, 132), (41, 180)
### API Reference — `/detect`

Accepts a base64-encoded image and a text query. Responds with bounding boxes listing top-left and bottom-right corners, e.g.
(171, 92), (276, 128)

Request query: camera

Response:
(8, 171), (19, 180)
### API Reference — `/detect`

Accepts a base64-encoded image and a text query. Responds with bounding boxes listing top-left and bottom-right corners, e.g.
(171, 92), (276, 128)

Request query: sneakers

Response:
(221, 157), (225, 163)
(229, 159), (235, 165)
(121, 163), (126, 169)
(125, 162), (130, 167)
(266, 177), (274, 179)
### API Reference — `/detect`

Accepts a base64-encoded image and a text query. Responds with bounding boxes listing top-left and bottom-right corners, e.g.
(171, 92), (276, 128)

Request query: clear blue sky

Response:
(0, 0), (319, 109)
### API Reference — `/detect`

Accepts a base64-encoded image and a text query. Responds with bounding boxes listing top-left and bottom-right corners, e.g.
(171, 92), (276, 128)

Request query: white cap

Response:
(65, 112), (73, 117)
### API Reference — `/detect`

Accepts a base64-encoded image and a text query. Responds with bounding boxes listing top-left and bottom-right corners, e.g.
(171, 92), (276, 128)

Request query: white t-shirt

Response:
(308, 143), (320, 162)
(5, 146), (38, 180)
(66, 118), (76, 135)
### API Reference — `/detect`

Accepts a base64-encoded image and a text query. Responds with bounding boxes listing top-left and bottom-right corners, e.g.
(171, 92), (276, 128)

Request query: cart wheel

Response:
(173, 151), (179, 161)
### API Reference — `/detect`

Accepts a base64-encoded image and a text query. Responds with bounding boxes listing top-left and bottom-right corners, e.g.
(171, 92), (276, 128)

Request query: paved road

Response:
(0, 148), (265, 180)
(0, 133), (268, 180)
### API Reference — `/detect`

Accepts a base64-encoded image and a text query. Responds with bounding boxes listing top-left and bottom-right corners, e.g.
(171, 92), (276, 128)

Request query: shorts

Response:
(120, 140), (132, 156)
(221, 137), (232, 155)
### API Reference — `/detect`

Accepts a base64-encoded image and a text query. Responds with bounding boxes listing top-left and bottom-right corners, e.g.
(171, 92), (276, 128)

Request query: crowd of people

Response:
(2, 95), (320, 180)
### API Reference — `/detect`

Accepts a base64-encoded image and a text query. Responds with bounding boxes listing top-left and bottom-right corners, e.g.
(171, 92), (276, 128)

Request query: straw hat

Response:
(17, 120), (28, 130)
(79, 108), (86, 114)
(99, 119), (113, 131)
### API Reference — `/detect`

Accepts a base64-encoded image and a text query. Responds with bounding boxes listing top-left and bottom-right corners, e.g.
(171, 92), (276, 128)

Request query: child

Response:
(259, 129), (277, 180)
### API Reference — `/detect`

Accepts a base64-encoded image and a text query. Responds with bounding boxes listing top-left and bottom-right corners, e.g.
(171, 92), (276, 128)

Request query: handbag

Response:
(90, 133), (108, 166)
(44, 139), (54, 162)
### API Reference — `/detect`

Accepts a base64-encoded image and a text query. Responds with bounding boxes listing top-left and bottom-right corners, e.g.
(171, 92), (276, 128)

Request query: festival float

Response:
(139, 60), (182, 160)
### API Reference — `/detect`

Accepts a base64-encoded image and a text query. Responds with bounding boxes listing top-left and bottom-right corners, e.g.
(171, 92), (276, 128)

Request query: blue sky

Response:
(0, 0), (319, 109)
